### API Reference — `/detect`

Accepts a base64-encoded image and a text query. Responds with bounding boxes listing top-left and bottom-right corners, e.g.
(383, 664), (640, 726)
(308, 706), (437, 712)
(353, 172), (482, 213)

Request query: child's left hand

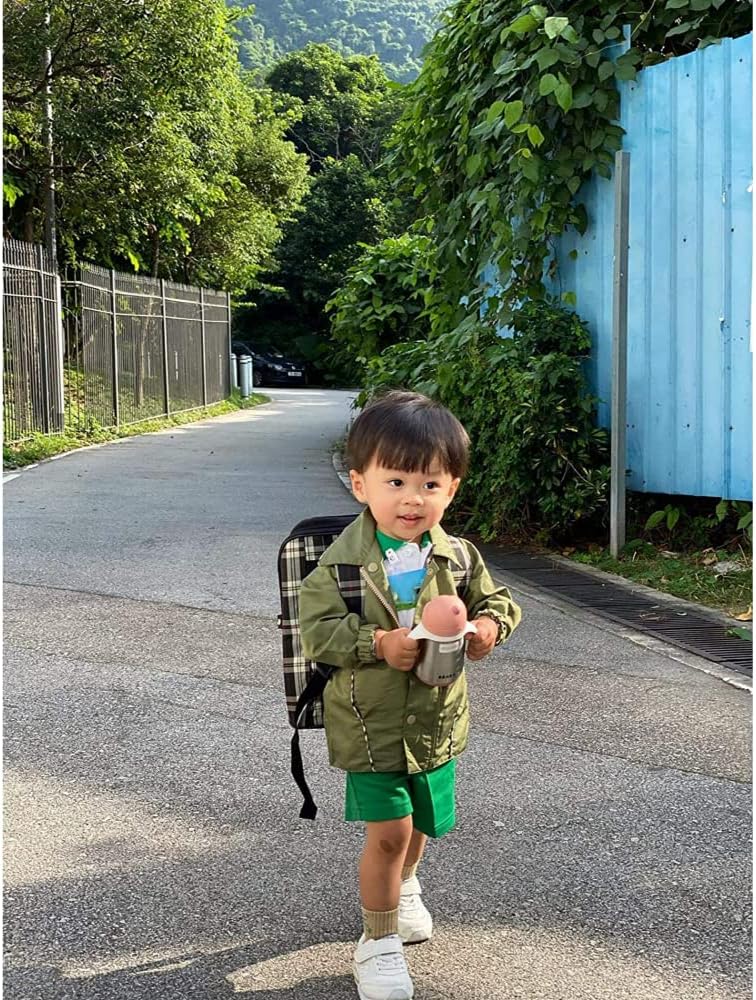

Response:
(466, 618), (499, 661)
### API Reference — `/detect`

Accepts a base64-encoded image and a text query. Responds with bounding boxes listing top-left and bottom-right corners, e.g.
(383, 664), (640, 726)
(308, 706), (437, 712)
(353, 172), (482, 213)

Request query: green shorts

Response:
(344, 759), (457, 839)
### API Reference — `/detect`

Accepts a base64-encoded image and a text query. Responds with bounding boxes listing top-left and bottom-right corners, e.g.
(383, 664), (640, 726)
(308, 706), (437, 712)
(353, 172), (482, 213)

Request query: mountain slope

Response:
(229, 0), (448, 81)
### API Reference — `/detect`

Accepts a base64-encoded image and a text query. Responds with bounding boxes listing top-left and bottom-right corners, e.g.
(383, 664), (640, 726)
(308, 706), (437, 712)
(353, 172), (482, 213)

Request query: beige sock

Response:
(401, 862), (419, 882)
(362, 906), (399, 940)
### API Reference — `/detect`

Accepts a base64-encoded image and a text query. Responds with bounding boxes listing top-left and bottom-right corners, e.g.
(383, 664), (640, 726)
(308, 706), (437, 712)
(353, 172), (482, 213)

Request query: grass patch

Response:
(566, 541), (752, 618)
(3, 391), (269, 469)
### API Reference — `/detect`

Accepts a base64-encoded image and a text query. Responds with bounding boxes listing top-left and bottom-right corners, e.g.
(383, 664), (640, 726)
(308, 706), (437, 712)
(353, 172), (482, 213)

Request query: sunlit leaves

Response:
(4, 0), (310, 291)
(539, 73), (558, 95)
(544, 16), (569, 39)
(382, 0), (748, 346)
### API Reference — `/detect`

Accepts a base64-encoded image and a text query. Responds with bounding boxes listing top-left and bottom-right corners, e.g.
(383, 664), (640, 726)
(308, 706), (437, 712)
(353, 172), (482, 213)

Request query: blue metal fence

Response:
(554, 33), (752, 501)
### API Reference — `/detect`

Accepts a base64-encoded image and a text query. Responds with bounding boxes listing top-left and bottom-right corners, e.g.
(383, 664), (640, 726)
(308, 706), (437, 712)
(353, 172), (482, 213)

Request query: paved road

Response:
(4, 389), (752, 1000)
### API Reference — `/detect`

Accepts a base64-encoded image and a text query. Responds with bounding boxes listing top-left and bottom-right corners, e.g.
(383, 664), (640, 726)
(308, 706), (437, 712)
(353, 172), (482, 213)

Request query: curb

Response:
(329, 452), (751, 692)
(332, 451), (353, 494)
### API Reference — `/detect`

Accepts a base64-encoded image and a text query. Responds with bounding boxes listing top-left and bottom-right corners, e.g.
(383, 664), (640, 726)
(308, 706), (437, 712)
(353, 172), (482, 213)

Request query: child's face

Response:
(349, 459), (460, 544)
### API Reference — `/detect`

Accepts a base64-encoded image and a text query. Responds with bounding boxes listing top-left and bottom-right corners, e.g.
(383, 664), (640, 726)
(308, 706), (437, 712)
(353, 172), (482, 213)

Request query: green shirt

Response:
(375, 529), (432, 626)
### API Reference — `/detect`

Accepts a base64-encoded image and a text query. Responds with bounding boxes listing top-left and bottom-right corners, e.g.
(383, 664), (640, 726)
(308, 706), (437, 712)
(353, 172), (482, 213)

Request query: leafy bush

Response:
(360, 301), (609, 541)
(327, 232), (435, 368)
(640, 496), (753, 550)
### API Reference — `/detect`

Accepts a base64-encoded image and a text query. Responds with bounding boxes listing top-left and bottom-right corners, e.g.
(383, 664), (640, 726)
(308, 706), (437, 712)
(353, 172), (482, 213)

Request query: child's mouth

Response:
(399, 515), (421, 524)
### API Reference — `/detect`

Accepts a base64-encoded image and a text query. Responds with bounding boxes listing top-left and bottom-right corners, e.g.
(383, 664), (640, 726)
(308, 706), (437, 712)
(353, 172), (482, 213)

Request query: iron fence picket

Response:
(3, 239), (233, 443)
(3, 239), (64, 442)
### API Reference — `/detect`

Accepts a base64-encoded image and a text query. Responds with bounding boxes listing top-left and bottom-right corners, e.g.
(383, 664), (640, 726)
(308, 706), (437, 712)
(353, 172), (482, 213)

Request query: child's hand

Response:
(466, 618), (499, 661)
(375, 628), (419, 671)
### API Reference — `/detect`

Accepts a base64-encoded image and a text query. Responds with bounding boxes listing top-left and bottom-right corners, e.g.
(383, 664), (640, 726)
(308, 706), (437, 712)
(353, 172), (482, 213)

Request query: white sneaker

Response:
(398, 875), (433, 944)
(353, 933), (414, 1000)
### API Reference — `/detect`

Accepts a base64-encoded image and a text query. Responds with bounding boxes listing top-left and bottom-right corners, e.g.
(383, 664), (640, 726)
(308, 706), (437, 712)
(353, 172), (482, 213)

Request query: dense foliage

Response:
(328, 1), (749, 538)
(238, 45), (406, 372)
(361, 302), (609, 541)
(4, 0), (309, 290)
(266, 43), (404, 169)
(390, 0), (753, 337)
(229, 0), (448, 81)
(328, 232), (435, 360)
(275, 155), (396, 322)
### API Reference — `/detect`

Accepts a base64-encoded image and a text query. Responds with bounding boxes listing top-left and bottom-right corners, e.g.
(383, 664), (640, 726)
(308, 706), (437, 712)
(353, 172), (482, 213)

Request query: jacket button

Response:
(368, 562), (379, 572)
(406, 715), (416, 725)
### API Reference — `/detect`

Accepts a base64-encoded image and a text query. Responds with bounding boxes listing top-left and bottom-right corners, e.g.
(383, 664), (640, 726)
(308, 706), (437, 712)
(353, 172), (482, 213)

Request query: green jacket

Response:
(299, 510), (521, 774)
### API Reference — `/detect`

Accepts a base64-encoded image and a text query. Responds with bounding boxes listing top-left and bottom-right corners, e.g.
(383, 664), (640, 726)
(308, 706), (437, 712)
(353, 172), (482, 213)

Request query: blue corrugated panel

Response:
(553, 33), (752, 501)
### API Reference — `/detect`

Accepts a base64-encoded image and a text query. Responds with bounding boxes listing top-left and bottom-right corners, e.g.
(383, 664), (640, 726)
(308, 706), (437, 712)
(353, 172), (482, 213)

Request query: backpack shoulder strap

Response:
(334, 563), (365, 617)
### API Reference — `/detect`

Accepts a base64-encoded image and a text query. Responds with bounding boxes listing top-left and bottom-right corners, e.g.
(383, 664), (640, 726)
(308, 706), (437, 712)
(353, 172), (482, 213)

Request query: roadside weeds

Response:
(3, 391), (269, 470)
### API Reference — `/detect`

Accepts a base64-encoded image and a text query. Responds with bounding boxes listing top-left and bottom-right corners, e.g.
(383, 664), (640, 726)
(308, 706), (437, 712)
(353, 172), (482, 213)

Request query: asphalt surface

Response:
(4, 389), (752, 1000)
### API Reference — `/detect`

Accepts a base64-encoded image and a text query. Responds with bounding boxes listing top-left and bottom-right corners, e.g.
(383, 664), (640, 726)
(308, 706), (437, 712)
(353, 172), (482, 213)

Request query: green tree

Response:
(4, 0), (309, 291)
(328, 232), (435, 364)
(266, 42), (403, 169)
(237, 44), (407, 373)
(276, 154), (395, 324)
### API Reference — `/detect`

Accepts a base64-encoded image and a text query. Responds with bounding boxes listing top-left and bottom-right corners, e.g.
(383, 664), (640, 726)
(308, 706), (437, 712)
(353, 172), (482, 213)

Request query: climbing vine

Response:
(328, 1), (750, 540)
(388, 0), (752, 339)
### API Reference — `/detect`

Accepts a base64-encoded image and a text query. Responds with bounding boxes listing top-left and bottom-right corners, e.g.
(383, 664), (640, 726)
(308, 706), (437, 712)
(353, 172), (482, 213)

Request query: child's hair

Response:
(347, 391), (470, 478)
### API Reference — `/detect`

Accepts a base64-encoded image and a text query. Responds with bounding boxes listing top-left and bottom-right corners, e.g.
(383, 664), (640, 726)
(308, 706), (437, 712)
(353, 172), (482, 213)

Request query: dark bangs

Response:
(347, 391), (469, 478)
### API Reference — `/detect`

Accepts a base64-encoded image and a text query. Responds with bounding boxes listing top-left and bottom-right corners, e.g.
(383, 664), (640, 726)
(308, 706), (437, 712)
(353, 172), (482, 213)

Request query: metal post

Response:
(42, 8), (57, 260)
(53, 273), (65, 430)
(226, 291), (232, 397)
(610, 150), (631, 557)
(238, 355), (251, 398)
(200, 287), (208, 406)
(109, 268), (120, 427)
(160, 278), (170, 416)
(35, 244), (51, 433)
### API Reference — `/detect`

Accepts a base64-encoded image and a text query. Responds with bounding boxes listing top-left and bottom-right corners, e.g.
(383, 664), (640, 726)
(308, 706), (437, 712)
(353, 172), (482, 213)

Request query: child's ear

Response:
(350, 469), (367, 503)
(445, 478), (461, 504)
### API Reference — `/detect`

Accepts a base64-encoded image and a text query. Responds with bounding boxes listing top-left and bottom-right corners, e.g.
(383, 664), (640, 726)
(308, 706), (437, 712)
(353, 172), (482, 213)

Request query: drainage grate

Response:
(486, 549), (752, 677)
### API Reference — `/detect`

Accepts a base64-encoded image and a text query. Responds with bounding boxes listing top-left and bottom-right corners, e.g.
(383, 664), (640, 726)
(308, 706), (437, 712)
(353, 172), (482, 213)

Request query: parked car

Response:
(231, 342), (307, 387)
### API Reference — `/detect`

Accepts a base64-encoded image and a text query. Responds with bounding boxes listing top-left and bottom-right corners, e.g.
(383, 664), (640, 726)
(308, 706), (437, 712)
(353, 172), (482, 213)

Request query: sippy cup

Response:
(408, 594), (477, 687)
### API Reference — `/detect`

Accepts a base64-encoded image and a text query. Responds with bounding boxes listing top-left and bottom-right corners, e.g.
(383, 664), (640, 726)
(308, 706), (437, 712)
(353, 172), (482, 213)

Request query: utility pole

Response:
(610, 150), (630, 558)
(42, 6), (57, 259)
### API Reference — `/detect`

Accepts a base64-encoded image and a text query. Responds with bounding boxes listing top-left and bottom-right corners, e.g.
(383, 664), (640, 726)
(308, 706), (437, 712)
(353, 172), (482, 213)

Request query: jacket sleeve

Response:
(299, 563), (380, 669)
(463, 542), (522, 644)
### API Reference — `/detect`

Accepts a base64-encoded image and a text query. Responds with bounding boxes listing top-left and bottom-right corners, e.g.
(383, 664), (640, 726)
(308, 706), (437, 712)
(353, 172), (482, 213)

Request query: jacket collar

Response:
(320, 508), (463, 568)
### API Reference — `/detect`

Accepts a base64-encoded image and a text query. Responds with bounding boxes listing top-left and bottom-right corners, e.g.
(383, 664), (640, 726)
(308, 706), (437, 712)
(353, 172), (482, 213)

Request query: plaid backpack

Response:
(278, 513), (471, 820)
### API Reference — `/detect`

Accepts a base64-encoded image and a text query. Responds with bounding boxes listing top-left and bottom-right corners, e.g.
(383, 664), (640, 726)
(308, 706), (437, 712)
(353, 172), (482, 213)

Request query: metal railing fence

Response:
(3, 239), (65, 441)
(64, 265), (232, 432)
(2, 238), (232, 443)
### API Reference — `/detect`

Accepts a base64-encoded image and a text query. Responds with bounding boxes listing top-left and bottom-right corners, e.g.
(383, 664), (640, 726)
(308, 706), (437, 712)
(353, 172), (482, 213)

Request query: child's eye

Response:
(388, 479), (403, 487)
(424, 482), (439, 490)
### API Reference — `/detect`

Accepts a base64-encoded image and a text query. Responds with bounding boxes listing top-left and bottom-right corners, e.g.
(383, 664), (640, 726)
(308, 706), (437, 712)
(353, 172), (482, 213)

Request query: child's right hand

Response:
(374, 628), (419, 671)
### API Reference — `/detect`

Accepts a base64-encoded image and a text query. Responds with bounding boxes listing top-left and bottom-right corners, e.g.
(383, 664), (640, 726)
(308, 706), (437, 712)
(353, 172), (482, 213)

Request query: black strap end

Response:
(299, 799), (317, 820)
